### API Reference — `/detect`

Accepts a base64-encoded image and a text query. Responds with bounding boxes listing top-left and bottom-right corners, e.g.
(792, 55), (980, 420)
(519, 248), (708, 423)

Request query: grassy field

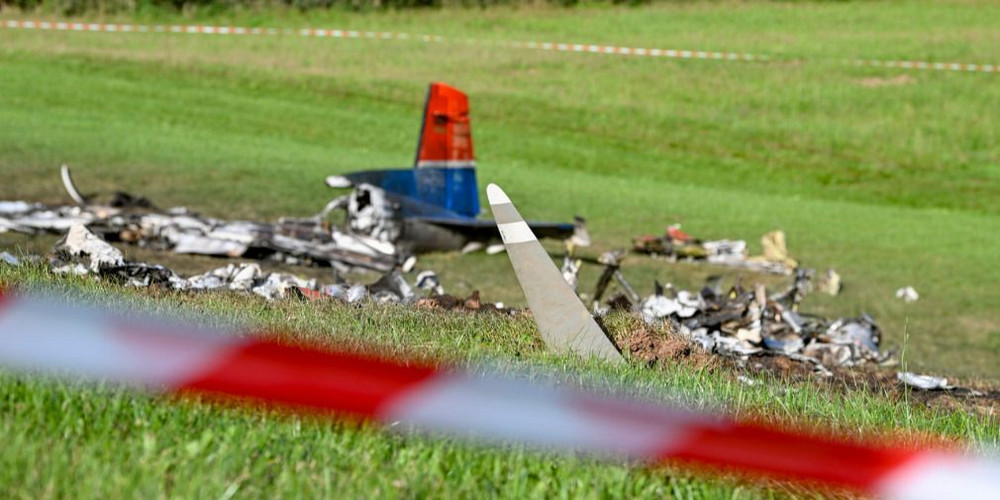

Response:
(2, 264), (997, 499)
(1, 1), (999, 497)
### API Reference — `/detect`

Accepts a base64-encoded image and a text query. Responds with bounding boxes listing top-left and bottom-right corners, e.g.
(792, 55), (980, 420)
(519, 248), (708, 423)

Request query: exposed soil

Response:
(611, 315), (1000, 422)
(611, 315), (721, 371)
(856, 74), (916, 87)
(414, 290), (513, 315)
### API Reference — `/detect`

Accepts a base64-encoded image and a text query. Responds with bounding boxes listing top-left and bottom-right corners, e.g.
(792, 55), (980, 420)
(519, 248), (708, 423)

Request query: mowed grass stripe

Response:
(2, 35), (999, 214)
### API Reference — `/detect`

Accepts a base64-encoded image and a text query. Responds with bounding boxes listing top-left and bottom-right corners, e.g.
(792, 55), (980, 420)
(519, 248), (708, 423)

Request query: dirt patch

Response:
(856, 74), (915, 87)
(414, 290), (512, 315)
(757, 353), (1000, 421)
(608, 315), (1000, 422)
(610, 315), (720, 370)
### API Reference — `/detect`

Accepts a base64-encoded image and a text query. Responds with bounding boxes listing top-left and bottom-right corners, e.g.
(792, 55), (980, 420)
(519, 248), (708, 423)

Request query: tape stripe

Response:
(496, 221), (535, 244)
(181, 341), (440, 416)
(0, 291), (999, 498)
(668, 421), (921, 491)
(381, 373), (687, 457)
(488, 203), (521, 226)
(0, 297), (237, 386)
(874, 453), (1000, 500)
(2, 19), (996, 74)
(485, 185), (522, 226)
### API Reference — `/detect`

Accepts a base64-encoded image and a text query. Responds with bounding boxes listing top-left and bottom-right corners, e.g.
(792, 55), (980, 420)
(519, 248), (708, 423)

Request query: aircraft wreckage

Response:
(1, 181), (964, 391)
(0, 83), (586, 273)
(323, 82), (586, 253)
(1, 83), (953, 387)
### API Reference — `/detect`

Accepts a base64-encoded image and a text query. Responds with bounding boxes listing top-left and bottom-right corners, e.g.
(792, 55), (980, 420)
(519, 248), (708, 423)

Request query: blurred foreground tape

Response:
(0, 289), (998, 499)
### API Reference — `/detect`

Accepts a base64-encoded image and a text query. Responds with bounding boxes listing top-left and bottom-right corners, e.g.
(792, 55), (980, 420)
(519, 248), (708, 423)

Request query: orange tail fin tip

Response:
(415, 83), (475, 168)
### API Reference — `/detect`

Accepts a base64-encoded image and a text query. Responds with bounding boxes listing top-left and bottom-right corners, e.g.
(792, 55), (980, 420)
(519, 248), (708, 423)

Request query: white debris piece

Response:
(185, 263), (315, 299)
(346, 184), (401, 243)
(640, 295), (680, 323)
(416, 270), (444, 295)
(560, 256), (581, 292)
(0, 201), (37, 214)
(346, 283), (368, 304)
(689, 328), (715, 351)
(56, 224), (125, 272)
(675, 291), (702, 317)
(818, 269), (842, 296)
(713, 334), (762, 357)
(825, 317), (880, 356)
(895, 286), (919, 303)
(763, 334), (804, 355)
(186, 268), (229, 290)
(639, 290), (701, 324)
(703, 239), (747, 265)
(4, 206), (96, 233)
(460, 241), (484, 254)
(0, 252), (19, 266)
(321, 284), (347, 300)
(228, 264), (262, 291)
(167, 230), (249, 257)
(51, 263), (88, 276)
(252, 272), (315, 300)
(368, 270), (415, 303)
(735, 327), (762, 344)
(401, 255), (417, 273)
(898, 372), (951, 390)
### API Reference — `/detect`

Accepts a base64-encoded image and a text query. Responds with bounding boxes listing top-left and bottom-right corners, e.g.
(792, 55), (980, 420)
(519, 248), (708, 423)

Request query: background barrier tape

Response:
(0, 289), (999, 499)
(2, 19), (998, 74)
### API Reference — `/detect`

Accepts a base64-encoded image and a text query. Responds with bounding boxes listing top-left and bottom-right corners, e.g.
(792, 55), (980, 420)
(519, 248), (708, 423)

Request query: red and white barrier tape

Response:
(3, 19), (998, 73)
(0, 289), (998, 499)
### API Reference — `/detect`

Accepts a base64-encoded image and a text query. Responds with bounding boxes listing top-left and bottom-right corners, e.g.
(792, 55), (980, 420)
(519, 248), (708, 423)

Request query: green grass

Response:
(1, 1), (1000, 496)
(1, 264), (997, 499)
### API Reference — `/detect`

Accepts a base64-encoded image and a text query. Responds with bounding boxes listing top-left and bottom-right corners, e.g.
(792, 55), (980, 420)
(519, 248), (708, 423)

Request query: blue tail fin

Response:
(327, 83), (480, 220)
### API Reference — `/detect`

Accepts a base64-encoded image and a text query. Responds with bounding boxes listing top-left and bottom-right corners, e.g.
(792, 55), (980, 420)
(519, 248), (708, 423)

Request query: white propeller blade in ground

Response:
(487, 184), (622, 363)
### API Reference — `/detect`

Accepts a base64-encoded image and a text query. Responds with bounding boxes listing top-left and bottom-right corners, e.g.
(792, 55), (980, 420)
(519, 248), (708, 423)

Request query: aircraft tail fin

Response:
(412, 83), (480, 218)
(415, 82), (475, 169)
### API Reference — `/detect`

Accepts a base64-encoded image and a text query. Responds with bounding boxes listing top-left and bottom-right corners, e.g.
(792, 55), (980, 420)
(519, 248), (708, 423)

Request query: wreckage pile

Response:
(634, 226), (801, 276)
(0, 178), (402, 274)
(0, 222), (504, 314)
(1, 208), (972, 395)
(626, 224), (867, 375)
(47, 223), (322, 300)
(615, 273), (976, 395)
(4, 196), (890, 373)
(635, 274), (888, 376)
(1, 168), (525, 312)
(1, 169), (968, 395)
(573, 247), (888, 375)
